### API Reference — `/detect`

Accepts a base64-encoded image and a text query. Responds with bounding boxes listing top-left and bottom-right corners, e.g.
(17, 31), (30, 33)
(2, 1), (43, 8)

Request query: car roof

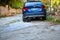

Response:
(24, 1), (43, 6)
(25, 1), (42, 3)
(27, 1), (41, 2)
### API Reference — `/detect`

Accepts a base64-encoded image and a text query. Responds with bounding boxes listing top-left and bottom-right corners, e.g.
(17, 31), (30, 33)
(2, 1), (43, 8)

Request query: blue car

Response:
(22, 1), (46, 22)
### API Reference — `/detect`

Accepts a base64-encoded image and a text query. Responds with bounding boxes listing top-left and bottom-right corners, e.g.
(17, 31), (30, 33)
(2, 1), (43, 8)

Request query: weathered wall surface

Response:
(0, 6), (9, 16)
(52, 5), (60, 20)
(0, 5), (22, 16)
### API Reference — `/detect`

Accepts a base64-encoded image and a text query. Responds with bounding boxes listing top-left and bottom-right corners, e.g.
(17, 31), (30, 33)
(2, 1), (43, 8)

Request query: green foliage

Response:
(46, 15), (53, 21)
(0, 0), (24, 9)
(46, 15), (60, 24)
(9, 0), (24, 9)
(54, 20), (60, 23)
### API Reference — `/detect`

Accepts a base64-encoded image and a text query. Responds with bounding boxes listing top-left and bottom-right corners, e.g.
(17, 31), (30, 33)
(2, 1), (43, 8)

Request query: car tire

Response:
(23, 17), (31, 22)
(23, 18), (26, 22)
(26, 17), (31, 22)
(42, 16), (46, 20)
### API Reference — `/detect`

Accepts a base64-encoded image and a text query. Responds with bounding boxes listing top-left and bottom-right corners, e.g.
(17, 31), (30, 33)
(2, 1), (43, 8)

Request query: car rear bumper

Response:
(24, 15), (45, 18)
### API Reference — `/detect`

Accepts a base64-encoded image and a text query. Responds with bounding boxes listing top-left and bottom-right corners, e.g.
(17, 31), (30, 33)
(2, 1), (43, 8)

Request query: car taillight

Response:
(23, 7), (28, 10)
(41, 5), (45, 9)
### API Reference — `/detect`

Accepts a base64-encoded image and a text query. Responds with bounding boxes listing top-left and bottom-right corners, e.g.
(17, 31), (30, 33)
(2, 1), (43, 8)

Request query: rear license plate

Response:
(32, 8), (36, 10)
(31, 8), (42, 11)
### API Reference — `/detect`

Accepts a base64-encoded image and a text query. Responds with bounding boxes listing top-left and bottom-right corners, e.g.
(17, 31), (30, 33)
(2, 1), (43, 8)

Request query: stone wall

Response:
(0, 5), (22, 16)
(0, 6), (9, 16)
(52, 5), (60, 20)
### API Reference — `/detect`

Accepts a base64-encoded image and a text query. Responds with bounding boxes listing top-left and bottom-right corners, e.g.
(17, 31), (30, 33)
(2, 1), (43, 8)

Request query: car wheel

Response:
(23, 18), (26, 22)
(26, 17), (31, 22)
(42, 17), (46, 20)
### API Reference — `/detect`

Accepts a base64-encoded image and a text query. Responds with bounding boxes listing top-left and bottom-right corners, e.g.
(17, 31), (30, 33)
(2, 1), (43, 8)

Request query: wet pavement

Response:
(0, 14), (60, 40)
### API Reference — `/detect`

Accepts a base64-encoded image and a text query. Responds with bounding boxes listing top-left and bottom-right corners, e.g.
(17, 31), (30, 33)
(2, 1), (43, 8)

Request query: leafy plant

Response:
(9, 0), (24, 9)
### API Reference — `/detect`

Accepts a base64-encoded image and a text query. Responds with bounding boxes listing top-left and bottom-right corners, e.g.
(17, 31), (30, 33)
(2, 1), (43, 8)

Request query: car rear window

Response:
(25, 2), (43, 7)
